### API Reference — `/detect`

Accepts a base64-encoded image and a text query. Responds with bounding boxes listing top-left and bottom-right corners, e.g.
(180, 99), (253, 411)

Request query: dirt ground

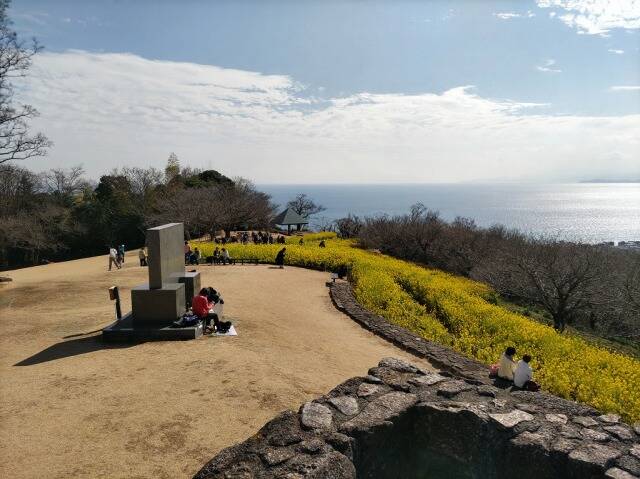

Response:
(0, 254), (431, 479)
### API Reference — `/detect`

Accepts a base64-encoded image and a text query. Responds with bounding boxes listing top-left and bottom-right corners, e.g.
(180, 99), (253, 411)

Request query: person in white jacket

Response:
(514, 355), (540, 391)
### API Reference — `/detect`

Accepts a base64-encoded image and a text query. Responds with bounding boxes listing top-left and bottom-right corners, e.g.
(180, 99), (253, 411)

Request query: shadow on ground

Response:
(15, 334), (138, 366)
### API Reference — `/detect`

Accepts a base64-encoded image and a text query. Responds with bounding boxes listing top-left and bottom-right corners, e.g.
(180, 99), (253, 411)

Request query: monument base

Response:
(102, 312), (203, 342)
(131, 282), (186, 324)
(178, 271), (201, 308)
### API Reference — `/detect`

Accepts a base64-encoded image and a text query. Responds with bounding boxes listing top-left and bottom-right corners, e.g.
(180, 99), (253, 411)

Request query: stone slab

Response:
(102, 313), (202, 342)
(131, 283), (185, 322)
(147, 223), (185, 289)
(178, 271), (201, 308)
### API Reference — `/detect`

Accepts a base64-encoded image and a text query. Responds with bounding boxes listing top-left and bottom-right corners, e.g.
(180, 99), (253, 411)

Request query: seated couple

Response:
(495, 346), (540, 391)
(192, 287), (231, 334)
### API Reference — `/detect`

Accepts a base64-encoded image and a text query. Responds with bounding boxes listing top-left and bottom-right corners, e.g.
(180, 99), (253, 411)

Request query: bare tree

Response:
(0, 1), (51, 164)
(335, 214), (362, 238)
(479, 239), (606, 332)
(287, 193), (325, 219)
(42, 165), (89, 203)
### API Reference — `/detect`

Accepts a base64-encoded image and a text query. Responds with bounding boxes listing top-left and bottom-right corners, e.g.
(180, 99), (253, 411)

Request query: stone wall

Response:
(193, 284), (640, 479)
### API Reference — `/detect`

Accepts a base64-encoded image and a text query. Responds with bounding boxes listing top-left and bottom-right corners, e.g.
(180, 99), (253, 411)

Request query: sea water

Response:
(259, 183), (640, 244)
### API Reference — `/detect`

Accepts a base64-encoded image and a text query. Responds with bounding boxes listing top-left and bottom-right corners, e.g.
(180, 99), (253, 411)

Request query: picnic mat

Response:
(215, 325), (237, 336)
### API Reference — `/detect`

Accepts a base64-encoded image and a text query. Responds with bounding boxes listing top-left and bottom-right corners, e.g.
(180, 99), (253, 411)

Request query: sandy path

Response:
(0, 254), (431, 479)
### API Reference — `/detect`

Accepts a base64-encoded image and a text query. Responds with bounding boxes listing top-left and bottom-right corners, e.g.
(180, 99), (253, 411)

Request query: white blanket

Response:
(215, 325), (237, 336)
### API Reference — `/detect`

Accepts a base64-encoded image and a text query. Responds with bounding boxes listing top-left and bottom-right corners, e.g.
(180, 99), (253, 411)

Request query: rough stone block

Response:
(147, 223), (185, 289)
(131, 283), (185, 322)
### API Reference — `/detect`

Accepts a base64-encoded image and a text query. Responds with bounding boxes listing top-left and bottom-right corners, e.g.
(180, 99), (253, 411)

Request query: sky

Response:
(9, 0), (640, 183)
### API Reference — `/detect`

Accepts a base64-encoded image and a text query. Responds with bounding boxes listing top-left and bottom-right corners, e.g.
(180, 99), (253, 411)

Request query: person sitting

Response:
(497, 346), (517, 380)
(221, 248), (231, 264)
(213, 247), (221, 264)
(514, 355), (540, 391)
(190, 247), (201, 265)
(192, 288), (220, 334)
(184, 241), (191, 265)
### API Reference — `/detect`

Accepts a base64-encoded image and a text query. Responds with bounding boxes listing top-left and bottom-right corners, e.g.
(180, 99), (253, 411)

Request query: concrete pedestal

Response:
(102, 313), (203, 342)
(131, 283), (185, 324)
(178, 272), (201, 308)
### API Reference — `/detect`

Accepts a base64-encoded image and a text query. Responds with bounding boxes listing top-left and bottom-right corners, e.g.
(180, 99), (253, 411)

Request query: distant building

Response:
(273, 208), (309, 234)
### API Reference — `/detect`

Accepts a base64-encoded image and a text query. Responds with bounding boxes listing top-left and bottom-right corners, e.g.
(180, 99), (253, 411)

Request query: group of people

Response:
(184, 242), (202, 265)
(209, 246), (232, 264)
(108, 244), (126, 270)
(191, 287), (231, 334)
(494, 346), (540, 391)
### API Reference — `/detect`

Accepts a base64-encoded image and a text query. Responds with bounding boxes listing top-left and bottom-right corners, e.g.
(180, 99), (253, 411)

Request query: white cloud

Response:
(608, 48), (625, 54)
(536, 59), (563, 73)
(536, 0), (640, 35)
(15, 51), (640, 183)
(495, 12), (522, 19)
(610, 85), (640, 91)
(494, 11), (536, 19)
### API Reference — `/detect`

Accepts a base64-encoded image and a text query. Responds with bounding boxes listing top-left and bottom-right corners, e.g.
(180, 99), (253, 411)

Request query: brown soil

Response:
(0, 254), (431, 479)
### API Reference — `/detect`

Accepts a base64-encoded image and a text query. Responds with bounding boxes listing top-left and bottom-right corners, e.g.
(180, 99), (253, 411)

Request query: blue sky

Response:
(9, 0), (640, 182)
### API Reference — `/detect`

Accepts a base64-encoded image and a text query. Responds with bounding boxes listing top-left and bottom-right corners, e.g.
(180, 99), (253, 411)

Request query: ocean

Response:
(259, 183), (640, 244)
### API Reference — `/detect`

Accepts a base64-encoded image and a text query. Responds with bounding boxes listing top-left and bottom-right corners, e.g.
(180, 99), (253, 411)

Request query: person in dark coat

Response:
(275, 247), (286, 269)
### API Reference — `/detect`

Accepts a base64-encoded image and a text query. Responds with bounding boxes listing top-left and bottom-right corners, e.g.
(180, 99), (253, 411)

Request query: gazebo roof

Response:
(273, 208), (309, 225)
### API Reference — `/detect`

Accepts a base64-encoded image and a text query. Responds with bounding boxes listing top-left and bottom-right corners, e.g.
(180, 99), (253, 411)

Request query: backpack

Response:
(216, 321), (232, 334)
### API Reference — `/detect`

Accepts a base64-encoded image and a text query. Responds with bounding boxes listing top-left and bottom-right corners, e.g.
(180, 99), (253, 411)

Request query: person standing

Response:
(275, 247), (286, 269)
(117, 244), (125, 263)
(138, 247), (147, 266)
(109, 246), (121, 271)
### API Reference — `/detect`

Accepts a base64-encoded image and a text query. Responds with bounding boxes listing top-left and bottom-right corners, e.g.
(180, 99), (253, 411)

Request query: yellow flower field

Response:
(192, 235), (640, 422)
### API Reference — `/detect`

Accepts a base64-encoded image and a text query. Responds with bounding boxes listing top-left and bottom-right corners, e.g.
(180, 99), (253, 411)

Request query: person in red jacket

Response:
(192, 288), (219, 333)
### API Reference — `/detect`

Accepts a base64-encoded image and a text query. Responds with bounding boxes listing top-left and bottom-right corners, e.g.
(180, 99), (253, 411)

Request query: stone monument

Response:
(102, 222), (202, 341)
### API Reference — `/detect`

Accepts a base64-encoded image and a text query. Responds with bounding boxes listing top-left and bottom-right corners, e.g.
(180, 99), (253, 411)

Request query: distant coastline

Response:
(580, 179), (640, 183)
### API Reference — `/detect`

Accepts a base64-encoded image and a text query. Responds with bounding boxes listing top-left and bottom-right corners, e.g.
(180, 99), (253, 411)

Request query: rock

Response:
(301, 402), (333, 430)
(560, 425), (583, 439)
(489, 410), (535, 429)
(545, 413), (568, 424)
(604, 425), (635, 441)
(357, 383), (383, 398)
(378, 357), (423, 374)
(365, 375), (383, 384)
(477, 385), (497, 398)
(260, 447), (295, 466)
(340, 392), (418, 433)
(298, 439), (328, 455)
(284, 451), (356, 478)
(268, 432), (303, 447)
(437, 380), (473, 398)
(493, 399), (507, 409)
(600, 414), (621, 424)
(324, 433), (354, 459)
(569, 443), (622, 468)
(408, 372), (447, 387)
(631, 445), (640, 460)
(605, 467), (638, 479)
(634, 424), (640, 436)
(574, 416), (599, 427)
(551, 437), (580, 454)
(581, 428), (611, 442)
(516, 403), (540, 415)
(617, 455), (640, 476)
(329, 396), (359, 416)
(511, 431), (549, 449)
